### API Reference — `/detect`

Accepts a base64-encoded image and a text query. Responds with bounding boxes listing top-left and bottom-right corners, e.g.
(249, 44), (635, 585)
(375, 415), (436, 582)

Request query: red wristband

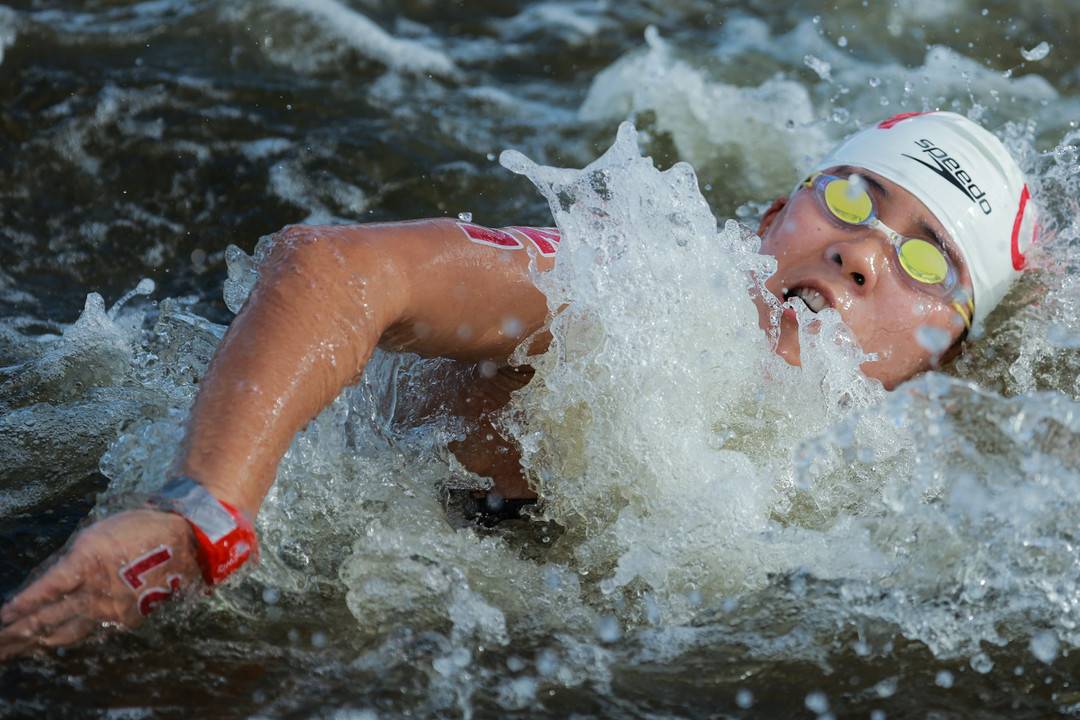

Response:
(188, 497), (258, 586)
(150, 477), (259, 586)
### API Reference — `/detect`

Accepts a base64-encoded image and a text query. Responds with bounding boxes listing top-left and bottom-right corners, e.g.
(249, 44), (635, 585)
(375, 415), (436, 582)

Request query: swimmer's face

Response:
(754, 165), (974, 390)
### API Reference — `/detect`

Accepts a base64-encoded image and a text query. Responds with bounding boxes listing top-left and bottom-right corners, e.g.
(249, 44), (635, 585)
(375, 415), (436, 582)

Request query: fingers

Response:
(1, 557), (84, 626)
(40, 616), (99, 649)
(0, 595), (87, 661)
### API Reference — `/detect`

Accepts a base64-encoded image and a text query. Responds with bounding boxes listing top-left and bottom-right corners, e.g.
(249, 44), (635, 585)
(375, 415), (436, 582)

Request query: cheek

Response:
(853, 294), (960, 367)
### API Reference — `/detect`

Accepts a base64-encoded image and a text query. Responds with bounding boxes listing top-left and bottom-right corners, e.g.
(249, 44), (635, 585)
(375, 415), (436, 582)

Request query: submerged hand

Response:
(0, 510), (201, 660)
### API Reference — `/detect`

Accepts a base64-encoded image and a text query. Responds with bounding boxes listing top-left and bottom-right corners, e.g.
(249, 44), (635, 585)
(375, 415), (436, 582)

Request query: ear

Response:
(757, 196), (788, 237)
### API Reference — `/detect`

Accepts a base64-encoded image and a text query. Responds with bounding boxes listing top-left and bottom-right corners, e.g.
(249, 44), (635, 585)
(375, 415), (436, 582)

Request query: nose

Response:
(824, 232), (887, 292)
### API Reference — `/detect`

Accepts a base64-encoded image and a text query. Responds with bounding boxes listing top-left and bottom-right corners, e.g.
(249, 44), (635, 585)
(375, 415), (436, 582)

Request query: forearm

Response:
(174, 225), (407, 516)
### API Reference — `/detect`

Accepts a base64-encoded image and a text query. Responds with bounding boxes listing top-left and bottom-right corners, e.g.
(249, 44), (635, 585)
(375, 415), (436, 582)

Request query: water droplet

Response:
(458, 211), (473, 222)
(832, 107), (851, 124)
(311, 631), (328, 649)
(970, 651), (993, 674)
(594, 615), (621, 643)
(837, 35), (848, 48)
(935, 669), (955, 688)
(736, 689), (754, 708)
(1020, 41), (1050, 62)
(874, 677), (898, 698)
(803, 54), (832, 81)
(262, 587), (280, 605)
(501, 316), (524, 337)
(916, 325), (952, 355)
(868, 76), (881, 88)
(805, 691), (829, 713)
(1030, 630), (1060, 664)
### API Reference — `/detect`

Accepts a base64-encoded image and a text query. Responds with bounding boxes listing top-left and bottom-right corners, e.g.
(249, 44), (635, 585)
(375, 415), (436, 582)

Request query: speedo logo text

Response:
(903, 139), (992, 215)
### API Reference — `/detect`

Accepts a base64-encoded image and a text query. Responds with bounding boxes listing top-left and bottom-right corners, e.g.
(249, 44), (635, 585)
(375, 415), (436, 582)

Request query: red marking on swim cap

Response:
(878, 112), (930, 129)
(1010, 185), (1031, 271)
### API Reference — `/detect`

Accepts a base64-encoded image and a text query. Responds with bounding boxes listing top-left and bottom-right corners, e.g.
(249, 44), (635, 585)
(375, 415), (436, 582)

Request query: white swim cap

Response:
(809, 111), (1037, 332)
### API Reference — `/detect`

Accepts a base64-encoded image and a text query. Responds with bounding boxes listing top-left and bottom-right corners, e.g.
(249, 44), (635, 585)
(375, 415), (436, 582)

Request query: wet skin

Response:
(1, 166), (973, 656)
(753, 165), (973, 390)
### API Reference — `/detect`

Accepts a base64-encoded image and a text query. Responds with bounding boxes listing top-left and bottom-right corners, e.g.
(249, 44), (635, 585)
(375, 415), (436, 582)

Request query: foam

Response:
(580, 27), (829, 197)
(262, 0), (459, 79)
(0, 6), (16, 66)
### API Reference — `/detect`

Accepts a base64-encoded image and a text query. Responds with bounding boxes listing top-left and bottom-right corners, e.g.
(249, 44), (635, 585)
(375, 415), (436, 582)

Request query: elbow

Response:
(255, 223), (406, 339)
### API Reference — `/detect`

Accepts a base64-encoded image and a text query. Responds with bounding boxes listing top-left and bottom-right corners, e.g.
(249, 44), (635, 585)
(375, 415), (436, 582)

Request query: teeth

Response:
(791, 287), (828, 313)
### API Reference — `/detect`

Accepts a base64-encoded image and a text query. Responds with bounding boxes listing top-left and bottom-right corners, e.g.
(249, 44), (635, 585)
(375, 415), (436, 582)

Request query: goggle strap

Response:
(952, 300), (973, 330)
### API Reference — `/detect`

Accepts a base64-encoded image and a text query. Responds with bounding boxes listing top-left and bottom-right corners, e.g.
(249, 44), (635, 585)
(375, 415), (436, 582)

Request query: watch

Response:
(149, 476), (258, 586)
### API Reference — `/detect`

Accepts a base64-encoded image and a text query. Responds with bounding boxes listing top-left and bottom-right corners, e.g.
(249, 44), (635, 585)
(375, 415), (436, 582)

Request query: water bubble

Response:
(736, 689), (754, 708)
(1020, 41), (1050, 62)
(935, 670), (954, 688)
(1030, 630), (1060, 664)
(970, 652), (993, 674)
(870, 711), (886, 720)
(486, 152), (496, 162)
(507, 656), (526, 672)
(805, 691), (829, 713)
(868, 76), (881, 88)
(457, 211), (473, 222)
(837, 36), (848, 48)
(311, 631), (328, 649)
(832, 108), (851, 124)
(981, 8), (989, 15)
(501, 316), (524, 338)
(262, 587), (280, 605)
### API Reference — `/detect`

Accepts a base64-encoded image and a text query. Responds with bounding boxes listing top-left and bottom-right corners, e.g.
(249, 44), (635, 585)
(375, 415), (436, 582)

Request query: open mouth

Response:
(782, 286), (832, 313)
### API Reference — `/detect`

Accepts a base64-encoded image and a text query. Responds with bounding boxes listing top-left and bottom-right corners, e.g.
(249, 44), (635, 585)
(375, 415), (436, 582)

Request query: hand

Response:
(0, 509), (201, 660)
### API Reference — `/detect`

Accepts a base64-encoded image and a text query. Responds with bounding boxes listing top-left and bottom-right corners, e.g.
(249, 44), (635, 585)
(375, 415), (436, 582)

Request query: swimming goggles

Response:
(802, 173), (973, 329)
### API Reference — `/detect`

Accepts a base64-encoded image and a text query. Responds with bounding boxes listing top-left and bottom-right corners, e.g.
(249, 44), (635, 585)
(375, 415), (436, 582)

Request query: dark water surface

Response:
(3, 1), (1080, 718)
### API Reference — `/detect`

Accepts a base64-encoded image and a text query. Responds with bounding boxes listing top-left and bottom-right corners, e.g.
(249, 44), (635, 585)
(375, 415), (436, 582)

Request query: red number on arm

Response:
(137, 574), (183, 616)
(119, 545), (173, 591)
(507, 227), (561, 257)
(457, 222), (524, 250)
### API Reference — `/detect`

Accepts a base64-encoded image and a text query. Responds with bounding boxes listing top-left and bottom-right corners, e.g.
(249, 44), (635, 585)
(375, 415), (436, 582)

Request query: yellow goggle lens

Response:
(897, 238), (949, 284)
(823, 179), (874, 225)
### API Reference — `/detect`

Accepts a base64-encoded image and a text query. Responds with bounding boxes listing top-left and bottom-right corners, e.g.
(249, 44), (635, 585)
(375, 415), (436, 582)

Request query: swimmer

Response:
(0, 111), (1038, 658)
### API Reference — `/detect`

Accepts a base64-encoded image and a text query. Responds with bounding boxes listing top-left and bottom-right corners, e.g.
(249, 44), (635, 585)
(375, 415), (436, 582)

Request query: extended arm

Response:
(181, 218), (553, 515)
(0, 217), (555, 658)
